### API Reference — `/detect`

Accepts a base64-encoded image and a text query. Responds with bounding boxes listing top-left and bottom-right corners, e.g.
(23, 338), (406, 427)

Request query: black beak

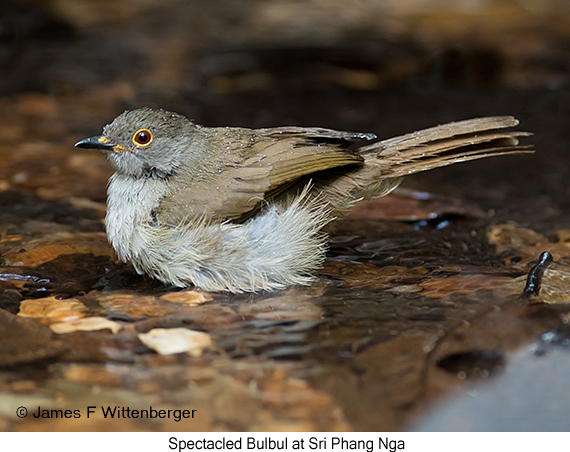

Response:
(75, 135), (116, 150)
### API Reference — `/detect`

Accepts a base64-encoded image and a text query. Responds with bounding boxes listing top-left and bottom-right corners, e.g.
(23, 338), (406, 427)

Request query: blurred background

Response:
(2, 0), (570, 228)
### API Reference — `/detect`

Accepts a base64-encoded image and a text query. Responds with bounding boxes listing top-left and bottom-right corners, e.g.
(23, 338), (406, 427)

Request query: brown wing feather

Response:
(158, 126), (368, 224)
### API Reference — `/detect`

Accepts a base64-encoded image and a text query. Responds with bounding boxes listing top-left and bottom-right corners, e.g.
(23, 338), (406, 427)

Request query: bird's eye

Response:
(132, 129), (153, 147)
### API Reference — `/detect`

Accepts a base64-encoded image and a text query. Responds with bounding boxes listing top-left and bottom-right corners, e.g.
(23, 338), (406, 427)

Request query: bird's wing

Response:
(250, 126), (371, 187)
(157, 126), (370, 224)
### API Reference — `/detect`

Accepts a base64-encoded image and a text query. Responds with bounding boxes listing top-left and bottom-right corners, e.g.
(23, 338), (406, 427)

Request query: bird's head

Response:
(75, 107), (202, 178)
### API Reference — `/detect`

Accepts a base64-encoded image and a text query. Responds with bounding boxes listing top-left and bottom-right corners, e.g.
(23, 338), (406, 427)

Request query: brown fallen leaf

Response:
(2, 232), (112, 267)
(487, 224), (570, 265)
(526, 261), (570, 304)
(50, 316), (123, 334)
(96, 293), (171, 317)
(159, 290), (213, 305)
(138, 328), (212, 356)
(18, 296), (88, 323)
(551, 229), (570, 243)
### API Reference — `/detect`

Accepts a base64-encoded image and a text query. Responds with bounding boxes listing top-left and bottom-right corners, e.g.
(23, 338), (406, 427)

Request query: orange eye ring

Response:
(132, 129), (153, 147)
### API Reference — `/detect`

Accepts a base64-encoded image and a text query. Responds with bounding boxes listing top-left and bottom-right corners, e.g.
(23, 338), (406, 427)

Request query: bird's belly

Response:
(105, 181), (332, 292)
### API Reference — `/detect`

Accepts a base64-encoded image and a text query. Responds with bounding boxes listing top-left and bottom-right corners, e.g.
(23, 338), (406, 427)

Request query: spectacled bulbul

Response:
(76, 108), (532, 293)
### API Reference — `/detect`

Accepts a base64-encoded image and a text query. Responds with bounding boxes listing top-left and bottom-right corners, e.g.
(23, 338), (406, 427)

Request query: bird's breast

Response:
(105, 173), (168, 262)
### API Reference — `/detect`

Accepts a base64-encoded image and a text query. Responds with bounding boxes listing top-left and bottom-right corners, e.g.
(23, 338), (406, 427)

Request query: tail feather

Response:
(358, 116), (533, 177)
(385, 144), (533, 177)
(360, 116), (522, 155)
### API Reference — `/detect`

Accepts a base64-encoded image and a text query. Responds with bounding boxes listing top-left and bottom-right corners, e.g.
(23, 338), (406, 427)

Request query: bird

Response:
(75, 108), (532, 293)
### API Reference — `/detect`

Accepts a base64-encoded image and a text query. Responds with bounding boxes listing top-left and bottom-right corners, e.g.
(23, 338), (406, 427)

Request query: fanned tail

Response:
(360, 116), (533, 177)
